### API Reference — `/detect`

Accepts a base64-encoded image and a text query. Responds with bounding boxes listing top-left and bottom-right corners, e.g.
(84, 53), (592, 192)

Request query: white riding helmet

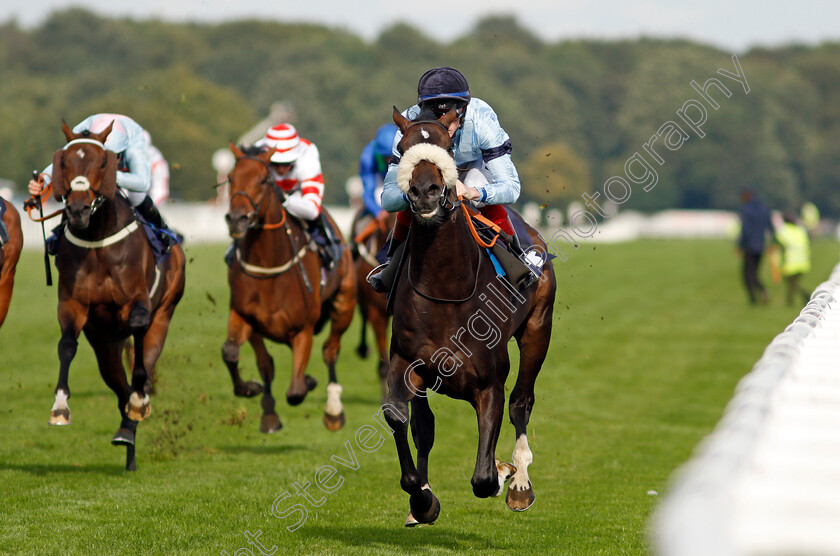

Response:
(261, 124), (301, 164)
(87, 115), (130, 154)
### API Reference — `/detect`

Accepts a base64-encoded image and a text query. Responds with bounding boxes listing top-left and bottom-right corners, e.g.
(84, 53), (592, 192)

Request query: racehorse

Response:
(44, 120), (186, 471)
(0, 197), (23, 328)
(222, 144), (356, 433)
(381, 107), (556, 525)
(351, 210), (395, 399)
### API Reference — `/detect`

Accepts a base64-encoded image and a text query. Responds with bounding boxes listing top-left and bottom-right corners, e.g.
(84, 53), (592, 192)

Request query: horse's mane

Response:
(240, 144), (266, 157)
(413, 107), (439, 122)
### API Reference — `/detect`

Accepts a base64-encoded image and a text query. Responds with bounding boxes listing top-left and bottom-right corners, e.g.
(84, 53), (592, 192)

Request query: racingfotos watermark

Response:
(543, 54), (750, 262)
(220, 404), (406, 555)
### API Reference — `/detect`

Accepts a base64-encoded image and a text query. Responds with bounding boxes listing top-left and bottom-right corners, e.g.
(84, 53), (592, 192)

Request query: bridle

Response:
(401, 120), (460, 215)
(62, 138), (109, 218)
(228, 156), (287, 230)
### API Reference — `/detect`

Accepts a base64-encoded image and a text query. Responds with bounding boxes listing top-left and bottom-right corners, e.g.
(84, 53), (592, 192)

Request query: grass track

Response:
(1, 238), (837, 555)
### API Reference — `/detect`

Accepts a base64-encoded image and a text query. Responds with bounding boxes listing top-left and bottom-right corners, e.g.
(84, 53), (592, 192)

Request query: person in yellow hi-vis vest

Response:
(774, 212), (811, 306)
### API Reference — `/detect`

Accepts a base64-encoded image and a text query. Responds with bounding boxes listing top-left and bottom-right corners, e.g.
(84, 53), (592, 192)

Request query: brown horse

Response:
(0, 197), (23, 328)
(223, 144), (356, 433)
(351, 210), (395, 399)
(381, 107), (556, 525)
(46, 120), (186, 471)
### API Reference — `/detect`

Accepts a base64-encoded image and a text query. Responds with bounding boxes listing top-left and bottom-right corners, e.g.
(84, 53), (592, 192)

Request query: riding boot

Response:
(367, 238), (406, 294)
(136, 195), (177, 251)
(45, 218), (66, 256)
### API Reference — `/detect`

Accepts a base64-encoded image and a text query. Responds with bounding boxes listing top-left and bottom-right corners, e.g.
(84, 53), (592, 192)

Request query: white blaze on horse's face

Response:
(70, 176), (91, 192)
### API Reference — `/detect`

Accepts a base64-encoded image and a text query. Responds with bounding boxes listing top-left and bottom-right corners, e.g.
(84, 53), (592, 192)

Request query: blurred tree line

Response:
(1, 9), (838, 215)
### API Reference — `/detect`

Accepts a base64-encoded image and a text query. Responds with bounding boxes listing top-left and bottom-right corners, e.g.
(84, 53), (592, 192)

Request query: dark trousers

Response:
(742, 251), (766, 304)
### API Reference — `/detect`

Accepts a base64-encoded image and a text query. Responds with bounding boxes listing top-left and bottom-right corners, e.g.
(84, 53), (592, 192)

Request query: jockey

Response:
(143, 130), (170, 207)
(254, 123), (342, 268)
(370, 66), (523, 293)
(28, 113), (177, 252)
(359, 123), (399, 222)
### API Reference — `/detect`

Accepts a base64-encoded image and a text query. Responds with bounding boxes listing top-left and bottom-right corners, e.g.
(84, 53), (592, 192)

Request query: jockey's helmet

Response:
(88, 116), (130, 154)
(373, 124), (398, 157)
(417, 67), (471, 118)
(261, 124), (301, 164)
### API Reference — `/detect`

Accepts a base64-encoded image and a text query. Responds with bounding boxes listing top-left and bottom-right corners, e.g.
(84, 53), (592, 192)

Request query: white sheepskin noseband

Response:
(396, 143), (458, 194)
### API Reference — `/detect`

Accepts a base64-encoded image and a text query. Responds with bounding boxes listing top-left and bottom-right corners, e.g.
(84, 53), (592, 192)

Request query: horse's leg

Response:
(409, 395), (435, 495)
(321, 254), (356, 430)
(250, 333), (281, 433)
(471, 381), (506, 499)
(222, 310), (263, 398)
(506, 298), (554, 511)
(49, 298), (89, 425)
(384, 355), (440, 526)
(355, 296), (369, 358)
(86, 331), (138, 470)
(286, 326), (317, 406)
(125, 300), (152, 421)
(139, 305), (176, 396)
(370, 302), (390, 401)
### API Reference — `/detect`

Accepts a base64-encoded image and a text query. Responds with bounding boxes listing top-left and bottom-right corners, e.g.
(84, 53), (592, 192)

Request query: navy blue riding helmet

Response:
(417, 67), (471, 120)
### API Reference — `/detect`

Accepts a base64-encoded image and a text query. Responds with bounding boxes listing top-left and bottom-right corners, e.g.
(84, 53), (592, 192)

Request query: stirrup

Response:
(366, 263), (389, 293)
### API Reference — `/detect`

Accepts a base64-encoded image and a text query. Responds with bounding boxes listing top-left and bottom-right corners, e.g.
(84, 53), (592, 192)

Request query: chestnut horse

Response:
(0, 197), (23, 328)
(45, 120), (186, 470)
(381, 107), (556, 525)
(351, 210), (395, 399)
(223, 144), (356, 433)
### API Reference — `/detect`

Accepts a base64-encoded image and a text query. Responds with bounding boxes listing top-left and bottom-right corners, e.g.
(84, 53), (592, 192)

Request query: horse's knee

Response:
(58, 336), (78, 361)
(129, 303), (151, 332)
(222, 340), (239, 365)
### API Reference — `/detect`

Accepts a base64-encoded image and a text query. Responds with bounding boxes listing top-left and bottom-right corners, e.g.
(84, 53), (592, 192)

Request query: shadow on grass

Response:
(0, 462), (127, 476)
(301, 523), (516, 552)
(217, 444), (309, 455)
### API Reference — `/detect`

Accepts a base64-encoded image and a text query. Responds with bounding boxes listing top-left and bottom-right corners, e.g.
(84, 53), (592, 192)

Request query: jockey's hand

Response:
(455, 180), (481, 201)
(28, 179), (43, 197)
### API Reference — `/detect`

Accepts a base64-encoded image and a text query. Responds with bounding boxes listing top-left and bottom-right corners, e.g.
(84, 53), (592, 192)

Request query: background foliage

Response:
(2, 10), (838, 215)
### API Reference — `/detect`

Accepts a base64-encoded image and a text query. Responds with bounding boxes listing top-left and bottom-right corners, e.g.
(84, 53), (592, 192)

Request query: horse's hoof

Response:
(322, 411), (345, 431)
(125, 393), (152, 422)
(111, 427), (136, 446)
(304, 375), (318, 392)
(506, 481), (535, 512)
(494, 460), (517, 497)
(234, 380), (263, 398)
(260, 413), (283, 434)
(407, 489), (440, 526)
(48, 409), (71, 426)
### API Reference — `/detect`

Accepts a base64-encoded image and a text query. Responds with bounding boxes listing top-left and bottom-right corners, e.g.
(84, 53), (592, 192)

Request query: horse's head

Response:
(51, 119), (118, 230)
(225, 143), (276, 239)
(393, 106), (460, 223)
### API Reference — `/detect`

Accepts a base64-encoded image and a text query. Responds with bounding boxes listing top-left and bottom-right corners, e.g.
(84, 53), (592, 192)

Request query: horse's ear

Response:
(439, 109), (459, 130)
(60, 119), (74, 142)
(93, 120), (114, 144)
(99, 150), (118, 199)
(229, 141), (245, 159)
(50, 149), (67, 200)
(258, 148), (274, 163)
(393, 106), (411, 134)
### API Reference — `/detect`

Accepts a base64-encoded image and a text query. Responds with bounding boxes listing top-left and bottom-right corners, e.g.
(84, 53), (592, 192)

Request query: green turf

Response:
(1, 238), (837, 555)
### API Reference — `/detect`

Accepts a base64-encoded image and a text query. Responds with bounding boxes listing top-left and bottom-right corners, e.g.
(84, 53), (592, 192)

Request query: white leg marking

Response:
(494, 459), (516, 497)
(510, 434), (533, 491)
(51, 389), (70, 412)
(325, 382), (343, 417)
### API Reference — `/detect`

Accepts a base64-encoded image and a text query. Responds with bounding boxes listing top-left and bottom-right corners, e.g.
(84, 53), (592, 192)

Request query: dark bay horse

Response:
(223, 144), (356, 433)
(351, 210), (395, 399)
(382, 108), (556, 525)
(46, 120), (186, 470)
(0, 197), (23, 328)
